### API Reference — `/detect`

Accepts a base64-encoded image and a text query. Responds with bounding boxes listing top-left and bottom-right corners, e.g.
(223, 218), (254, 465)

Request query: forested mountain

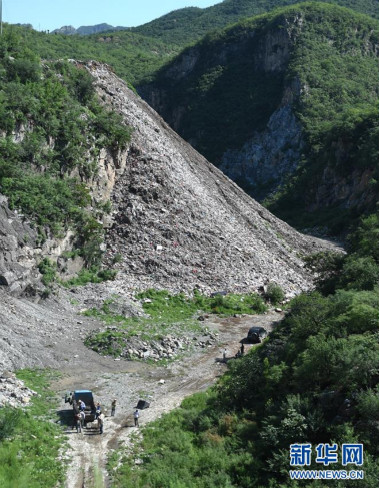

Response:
(5, 0), (379, 88)
(6, 24), (180, 86)
(141, 2), (379, 233)
(132, 0), (379, 45)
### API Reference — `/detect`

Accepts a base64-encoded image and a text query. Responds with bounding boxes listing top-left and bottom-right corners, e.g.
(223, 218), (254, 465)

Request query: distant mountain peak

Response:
(51, 23), (128, 35)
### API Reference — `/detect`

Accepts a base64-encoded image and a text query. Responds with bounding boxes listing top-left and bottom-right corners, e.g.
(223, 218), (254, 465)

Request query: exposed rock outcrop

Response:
(0, 371), (37, 407)
(220, 103), (304, 197)
(0, 196), (41, 295)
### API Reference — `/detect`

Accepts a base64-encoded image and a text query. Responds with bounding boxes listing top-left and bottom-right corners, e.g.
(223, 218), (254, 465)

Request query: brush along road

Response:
(52, 311), (281, 488)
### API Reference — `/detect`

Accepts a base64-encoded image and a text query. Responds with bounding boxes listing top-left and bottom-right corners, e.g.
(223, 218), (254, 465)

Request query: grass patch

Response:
(60, 267), (117, 287)
(0, 369), (65, 488)
(137, 289), (267, 319)
(84, 290), (267, 359)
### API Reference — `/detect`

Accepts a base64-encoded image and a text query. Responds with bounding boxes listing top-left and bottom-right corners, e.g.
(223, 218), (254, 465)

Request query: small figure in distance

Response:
(111, 399), (116, 417)
(134, 409), (139, 427)
(75, 412), (82, 434)
(223, 348), (227, 363)
(98, 412), (105, 434)
(79, 409), (86, 429)
(95, 402), (101, 419)
(240, 343), (245, 356)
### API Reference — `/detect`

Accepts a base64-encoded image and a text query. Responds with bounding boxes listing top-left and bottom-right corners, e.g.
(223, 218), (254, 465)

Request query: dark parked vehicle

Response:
(247, 326), (267, 343)
(65, 389), (96, 422)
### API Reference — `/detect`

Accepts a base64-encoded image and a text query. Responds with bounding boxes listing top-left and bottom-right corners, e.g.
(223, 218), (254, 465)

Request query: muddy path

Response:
(51, 312), (281, 488)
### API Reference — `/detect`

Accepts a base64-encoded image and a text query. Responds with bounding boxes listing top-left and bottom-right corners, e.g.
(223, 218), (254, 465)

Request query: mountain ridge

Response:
(141, 2), (379, 232)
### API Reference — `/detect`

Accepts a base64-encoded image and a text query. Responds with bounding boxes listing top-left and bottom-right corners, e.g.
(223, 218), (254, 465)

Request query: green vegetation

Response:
(85, 290), (267, 358)
(149, 3), (378, 161)
(3, 0), (376, 89)
(132, 0), (379, 46)
(4, 24), (181, 87)
(0, 29), (131, 269)
(145, 3), (378, 233)
(0, 369), (65, 488)
(263, 4), (379, 231)
(60, 267), (117, 287)
(265, 282), (285, 305)
(110, 214), (379, 486)
(138, 289), (267, 319)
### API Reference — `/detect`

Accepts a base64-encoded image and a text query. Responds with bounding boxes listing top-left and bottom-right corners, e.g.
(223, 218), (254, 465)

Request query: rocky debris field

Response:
(83, 61), (338, 297)
(0, 371), (37, 407)
(86, 326), (218, 361)
(52, 310), (281, 488)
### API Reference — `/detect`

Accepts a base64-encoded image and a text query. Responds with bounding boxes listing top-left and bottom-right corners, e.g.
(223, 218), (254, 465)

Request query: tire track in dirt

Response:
(53, 312), (281, 487)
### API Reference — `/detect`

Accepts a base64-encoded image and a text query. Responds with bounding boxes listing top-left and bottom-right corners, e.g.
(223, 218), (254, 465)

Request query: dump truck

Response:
(65, 389), (96, 423)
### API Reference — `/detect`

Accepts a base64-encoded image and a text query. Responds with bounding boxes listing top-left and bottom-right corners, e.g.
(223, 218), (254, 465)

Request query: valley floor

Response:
(51, 311), (281, 488)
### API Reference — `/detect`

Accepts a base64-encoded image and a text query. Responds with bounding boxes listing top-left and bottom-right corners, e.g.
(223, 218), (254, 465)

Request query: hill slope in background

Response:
(8, 0), (379, 88)
(132, 0), (379, 45)
(51, 23), (128, 35)
(141, 2), (379, 233)
(0, 26), (334, 296)
(86, 61), (335, 295)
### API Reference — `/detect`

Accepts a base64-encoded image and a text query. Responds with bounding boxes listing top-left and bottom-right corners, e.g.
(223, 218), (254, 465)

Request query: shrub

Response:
(265, 282), (285, 305)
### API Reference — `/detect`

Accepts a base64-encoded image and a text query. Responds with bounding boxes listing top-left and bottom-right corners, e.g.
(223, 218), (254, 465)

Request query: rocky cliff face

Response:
(140, 16), (299, 199)
(0, 196), (40, 295)
(0, 104), (129, 295)
(140, 5), (378, 223)
(85, 61), (335, 296)
(220, 101), (304, 198)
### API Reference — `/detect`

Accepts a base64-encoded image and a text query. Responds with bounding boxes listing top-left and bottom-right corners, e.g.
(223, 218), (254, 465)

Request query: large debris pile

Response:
(85, 61), (334, 296)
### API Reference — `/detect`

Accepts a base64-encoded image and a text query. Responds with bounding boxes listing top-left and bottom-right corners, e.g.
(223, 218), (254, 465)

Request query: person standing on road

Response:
(223, 348), (227, 363)
(79, 410), (86, 429)
(98, 412), (105, 434)
(75, 412), (82, 434)
(111, 399), (117, 416)
(95, 402), (101, 419)
(134, 409), (139, 427)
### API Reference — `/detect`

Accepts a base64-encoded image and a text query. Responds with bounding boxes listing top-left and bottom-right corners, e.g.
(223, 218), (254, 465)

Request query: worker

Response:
(111, 399), (117, 416)
(134, 409), (139, 427)
(98, 412), (105, 434)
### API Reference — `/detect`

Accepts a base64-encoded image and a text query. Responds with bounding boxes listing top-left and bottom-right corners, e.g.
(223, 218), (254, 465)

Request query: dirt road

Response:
(51, 312), (281, 488)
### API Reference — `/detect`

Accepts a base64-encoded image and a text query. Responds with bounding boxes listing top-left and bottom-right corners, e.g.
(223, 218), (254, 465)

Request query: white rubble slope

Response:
(85, 61), (334, 295)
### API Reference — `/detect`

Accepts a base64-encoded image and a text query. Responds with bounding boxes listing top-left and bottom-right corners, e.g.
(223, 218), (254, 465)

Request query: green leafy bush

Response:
(265, 283), (285, 305)
(0, 370), (65, 488)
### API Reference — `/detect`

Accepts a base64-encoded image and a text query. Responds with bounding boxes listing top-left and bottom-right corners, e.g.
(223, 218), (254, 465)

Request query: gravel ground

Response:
(0, 283), (282, 487)
(50, 311), (281, 488)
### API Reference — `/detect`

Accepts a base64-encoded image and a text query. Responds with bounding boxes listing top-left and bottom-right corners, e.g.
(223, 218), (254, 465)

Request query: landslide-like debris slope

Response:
(86, 61), (333, 295)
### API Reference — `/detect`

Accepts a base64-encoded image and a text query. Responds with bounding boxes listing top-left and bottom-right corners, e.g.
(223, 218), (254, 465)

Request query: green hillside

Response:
(5, 0), (378, 88)
(111, 214), (379, 487)
(4, 24), (181, 86)
(132, 0), (379, 45)
(142, 2), (379, 233)
(0, 30), (130, 271)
